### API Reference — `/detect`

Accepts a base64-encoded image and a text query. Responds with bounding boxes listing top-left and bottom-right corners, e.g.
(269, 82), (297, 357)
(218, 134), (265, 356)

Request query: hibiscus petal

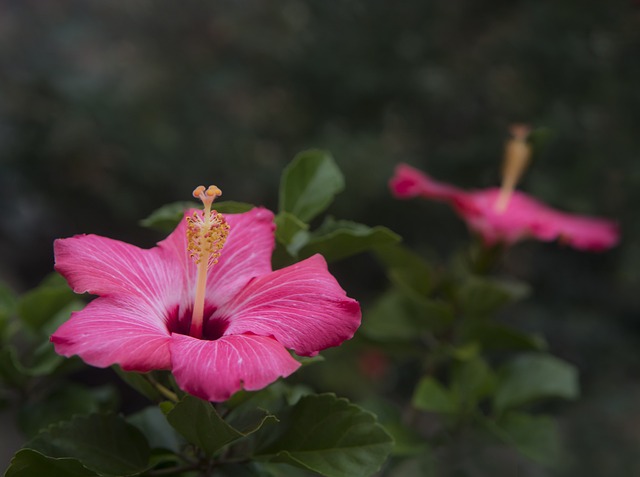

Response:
(390, 164), (465, 201)
(170, 333), (300, 402)
(158, 207), (276, 304)
(51, 296), (171, 372)
(460, 190), (620, 250)
(54, 235), (181, 309)
(540, 211), (619, 251)
(221, 255), (361, 356)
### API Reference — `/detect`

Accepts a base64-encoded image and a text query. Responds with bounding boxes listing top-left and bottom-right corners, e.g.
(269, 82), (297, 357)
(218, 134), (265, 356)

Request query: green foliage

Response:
(362, 290), (454, 343)
(140, 200), (255, 232)
(412, 377), (457, 414)
(279, 150), (345, 223)
(374, 244), (433, 296)
(450, 356), (496, 412)
(25, 413), (151, 476)
(164, 395), (276, 457)
(127, 406), (183, 454)
(5, 449), (98, 477)
(461, 322), (546, 352)
(257, 394), (393, 477)
(359, 398), (427, 457)
(456, 276), (530, 318)
(493, 353), (580, 413)
(492, 412), (562, 467)
(112, 367), (167, 403)
(17, 273), (77, 331)
(139, 201), (199, 232)
(274, 212), (309, 248)
(274, 152), (401, 266)
(297, 218), (400, 262)
(18, 384), (118, 439)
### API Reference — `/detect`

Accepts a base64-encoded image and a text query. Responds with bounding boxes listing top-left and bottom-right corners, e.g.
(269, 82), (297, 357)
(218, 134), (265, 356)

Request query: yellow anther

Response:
(495, 124), (532, 213)
(206, 185), (221, 197)
(192, 185), (206, 198)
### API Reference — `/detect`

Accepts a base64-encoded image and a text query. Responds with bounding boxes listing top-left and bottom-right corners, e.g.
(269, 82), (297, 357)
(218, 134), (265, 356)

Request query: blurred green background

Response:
(0, 1), (638, 475)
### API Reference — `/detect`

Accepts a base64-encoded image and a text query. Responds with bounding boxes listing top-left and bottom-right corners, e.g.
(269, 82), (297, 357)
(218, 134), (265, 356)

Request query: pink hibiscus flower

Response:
(390, 164), (619, 251)
(51, 186), (361, 401)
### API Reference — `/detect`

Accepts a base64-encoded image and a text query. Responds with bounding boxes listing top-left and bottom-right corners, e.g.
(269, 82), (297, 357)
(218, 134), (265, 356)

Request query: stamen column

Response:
(186, 185), (229, 339)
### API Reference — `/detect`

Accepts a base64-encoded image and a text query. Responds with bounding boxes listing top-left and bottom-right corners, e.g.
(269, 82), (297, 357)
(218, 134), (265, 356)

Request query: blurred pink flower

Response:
(51, 207), (361, 401)
(390, 164), (619, 251)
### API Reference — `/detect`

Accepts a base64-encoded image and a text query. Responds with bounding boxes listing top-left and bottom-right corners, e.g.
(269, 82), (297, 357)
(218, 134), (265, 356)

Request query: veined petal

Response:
(158, 207), (276, 305)
(54, 234), (180, 308)
(51, 296), (171, 371)
(170, 333), (300, 402)
(221, 255), (361, 356)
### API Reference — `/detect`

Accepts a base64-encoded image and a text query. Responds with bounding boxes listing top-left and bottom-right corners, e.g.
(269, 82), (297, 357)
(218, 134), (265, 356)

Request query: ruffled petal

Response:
(54, 235), (181, 309)
(457, 190), (620, 250)
(538, 211), (619, 251)
(221, 255), (361, 356)
(157, 207), (276, 305)
(170, 333), (300, 402)
(51, 296), (171, 372)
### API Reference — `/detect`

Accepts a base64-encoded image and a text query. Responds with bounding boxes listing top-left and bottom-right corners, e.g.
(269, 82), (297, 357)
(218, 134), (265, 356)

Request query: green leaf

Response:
(412, 377), (456, 414)
(216, 462), (282, 477)
(457, 276), (529, 317)
(358, 398), (427, 457)
(127, 406), (183, 453)
(361, 291), (422, 342)
(165, 395), (243, 456)
(27, 413), (151, 476)
(41, 300), (85, 338)
(225, 381), (306, 430)
(274, 212), (309, 247)
(297, 219), (400, 262)
(493, 353), (579, 413)
(258, 394), (393, 477)
(375, 244), (433, 296)
(112, 367), (165, 402)
(166, 395), (276, 457)
(362, 290), (453, 342)
(462, 322), (546, 352)
(493, 413), (562, 466)
(18, 384), (117, 438)
(0, 346), (26, 388)
(140, 200), (255, 232)
(386, 451), (438, 477)
(17, 274), (76, 331)
(139, 201), (197, 231)
(279, 150), (345, 222)
(450, 357), (496, 411)
(5, 449), (98, 477)
(213, 201), (256, 214)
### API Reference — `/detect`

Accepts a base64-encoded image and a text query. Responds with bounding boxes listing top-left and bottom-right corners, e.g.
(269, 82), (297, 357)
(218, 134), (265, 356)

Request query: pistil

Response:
(495, 124), (532, 212)
(186, 185), (229, 339)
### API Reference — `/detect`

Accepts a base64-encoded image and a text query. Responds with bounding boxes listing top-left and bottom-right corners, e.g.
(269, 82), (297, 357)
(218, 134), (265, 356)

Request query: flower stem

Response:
(145, 374), (179, 402)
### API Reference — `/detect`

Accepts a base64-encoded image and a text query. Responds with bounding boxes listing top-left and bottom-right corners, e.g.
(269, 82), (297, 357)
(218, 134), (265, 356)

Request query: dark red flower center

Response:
(166, 303), (229, 341)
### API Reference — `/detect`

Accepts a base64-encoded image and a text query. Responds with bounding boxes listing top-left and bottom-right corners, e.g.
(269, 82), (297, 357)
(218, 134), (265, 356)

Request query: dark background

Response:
(0, 1), (638, 475)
